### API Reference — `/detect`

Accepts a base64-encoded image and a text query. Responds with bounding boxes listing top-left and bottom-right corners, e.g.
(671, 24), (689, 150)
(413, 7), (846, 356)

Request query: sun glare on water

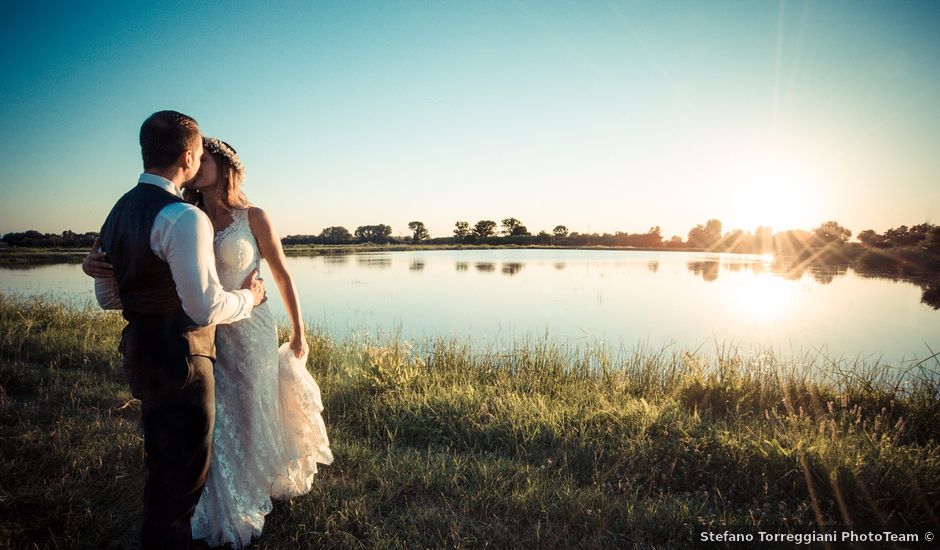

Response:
(727, 271), (795, 322)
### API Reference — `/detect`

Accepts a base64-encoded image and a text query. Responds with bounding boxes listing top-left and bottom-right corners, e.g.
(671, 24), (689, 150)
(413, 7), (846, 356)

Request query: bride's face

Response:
(190, 151), (218, 190)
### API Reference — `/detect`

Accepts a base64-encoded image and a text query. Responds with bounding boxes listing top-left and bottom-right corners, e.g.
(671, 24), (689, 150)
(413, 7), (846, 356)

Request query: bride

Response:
(85, 137), (333, 548)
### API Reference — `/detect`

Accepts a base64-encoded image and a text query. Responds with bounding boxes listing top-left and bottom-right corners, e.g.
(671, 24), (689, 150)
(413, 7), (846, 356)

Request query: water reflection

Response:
(716, 256), (776, 276)
(923, 284), (940, 309)
(689, 256), (849, 285)
(810, 265), (848, 285)
(684, 255), (940, 310)
(3, 250), (939, 366)
(856, 272), (940, 310)
(725, 273), (794, 321)
(687, 260), (719, 282)
(357, 256), (391, 269)
(322, 254), (349, 265)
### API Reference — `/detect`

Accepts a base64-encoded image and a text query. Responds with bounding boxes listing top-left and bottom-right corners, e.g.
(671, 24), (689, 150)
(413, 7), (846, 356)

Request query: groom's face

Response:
(181, 139), (204, 187)
(189, 151), (218, 190)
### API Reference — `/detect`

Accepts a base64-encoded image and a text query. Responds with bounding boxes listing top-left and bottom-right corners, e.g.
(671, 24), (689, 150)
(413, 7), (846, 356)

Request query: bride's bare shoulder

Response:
(246, 206), (270, 226)
(246, 206), (278, 237)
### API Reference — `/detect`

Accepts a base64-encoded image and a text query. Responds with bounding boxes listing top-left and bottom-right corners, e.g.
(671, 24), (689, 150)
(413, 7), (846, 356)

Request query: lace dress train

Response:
(192, 208), (333, 548)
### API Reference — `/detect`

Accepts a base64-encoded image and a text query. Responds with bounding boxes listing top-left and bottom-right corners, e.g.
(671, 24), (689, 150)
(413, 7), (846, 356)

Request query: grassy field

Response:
(0, 294), (938, 548)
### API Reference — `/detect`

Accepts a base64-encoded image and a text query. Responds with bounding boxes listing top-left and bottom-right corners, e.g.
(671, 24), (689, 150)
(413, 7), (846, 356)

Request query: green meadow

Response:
(0, 294), (937, 548)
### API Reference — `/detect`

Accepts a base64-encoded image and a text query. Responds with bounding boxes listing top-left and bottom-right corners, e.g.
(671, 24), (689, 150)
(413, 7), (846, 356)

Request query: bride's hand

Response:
(82, 237), (113, 278)
(289, 330), (308, 359)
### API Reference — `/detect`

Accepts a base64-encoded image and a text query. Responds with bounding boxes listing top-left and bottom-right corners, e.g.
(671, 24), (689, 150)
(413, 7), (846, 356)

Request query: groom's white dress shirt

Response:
(95, 173), (253, 326)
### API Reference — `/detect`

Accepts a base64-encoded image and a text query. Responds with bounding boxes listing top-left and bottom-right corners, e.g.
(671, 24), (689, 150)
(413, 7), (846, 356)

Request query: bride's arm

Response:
(82, 237), (113, 278)
(248, 206), (308, 358)
(82, 237), (123, 310)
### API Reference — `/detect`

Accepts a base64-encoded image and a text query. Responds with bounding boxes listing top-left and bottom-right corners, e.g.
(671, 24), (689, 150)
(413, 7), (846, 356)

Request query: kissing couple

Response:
(83, 110), (333, 549)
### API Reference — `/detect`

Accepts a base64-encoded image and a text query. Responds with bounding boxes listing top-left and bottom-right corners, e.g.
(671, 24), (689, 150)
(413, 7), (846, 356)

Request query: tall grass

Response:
(1, 293), (938, 548)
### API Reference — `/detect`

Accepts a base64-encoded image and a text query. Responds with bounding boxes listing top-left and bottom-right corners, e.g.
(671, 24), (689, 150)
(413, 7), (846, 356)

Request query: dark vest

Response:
(100, 182), (215, 358)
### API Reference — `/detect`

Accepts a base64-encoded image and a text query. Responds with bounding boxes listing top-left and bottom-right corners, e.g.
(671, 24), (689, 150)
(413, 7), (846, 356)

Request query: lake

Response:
(2, 249), (938, 367)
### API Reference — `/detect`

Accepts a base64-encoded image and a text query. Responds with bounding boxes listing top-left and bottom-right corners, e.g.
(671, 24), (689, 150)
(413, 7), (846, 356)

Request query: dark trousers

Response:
(121, 320), (215, 550)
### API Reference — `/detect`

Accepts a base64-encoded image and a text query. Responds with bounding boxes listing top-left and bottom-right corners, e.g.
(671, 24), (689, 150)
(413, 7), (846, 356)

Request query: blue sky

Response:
(1, 0), (939, 239)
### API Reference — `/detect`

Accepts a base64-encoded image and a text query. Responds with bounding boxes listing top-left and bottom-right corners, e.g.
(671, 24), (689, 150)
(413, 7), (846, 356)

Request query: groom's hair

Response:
(140, 110), (201, 170)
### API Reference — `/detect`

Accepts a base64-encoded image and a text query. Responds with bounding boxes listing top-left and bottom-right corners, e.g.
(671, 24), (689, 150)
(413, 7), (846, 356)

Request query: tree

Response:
(319, 226), (352, 244)
(354, 224), (393, 243)
(473, 220), (497, 238)
(645, 226), (663, 247)
(687, 226), (707, 248)
(687, 219), (722, 249)
(882, 223), (932, 247)
(910, 223), (933, 244)
(553, 225), (569, 238)
(857, 229), (887, 248)
(704, 219), (722, 240)
(1, 229), (96, 247)
(883, 225), (913, 247)
(453, 221), (470, 239)
(813, 221), (851, 246)
(754, 226), (774, 253)
(723, 229), (747, 252)
(501, 218), (529, 236)
(408, 221), (429, 242)
(774, 229), (813, 256)
(922, 226), (940, 255)
(501, 218), (521, 236)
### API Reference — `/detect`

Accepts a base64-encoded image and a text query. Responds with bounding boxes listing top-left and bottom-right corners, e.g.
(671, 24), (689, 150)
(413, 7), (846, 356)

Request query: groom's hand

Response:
(242, 269), (267, 306)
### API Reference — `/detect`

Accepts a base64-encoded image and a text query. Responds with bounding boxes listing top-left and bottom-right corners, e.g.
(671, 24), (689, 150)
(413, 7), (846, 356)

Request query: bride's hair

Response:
(184, 136), (250, 210)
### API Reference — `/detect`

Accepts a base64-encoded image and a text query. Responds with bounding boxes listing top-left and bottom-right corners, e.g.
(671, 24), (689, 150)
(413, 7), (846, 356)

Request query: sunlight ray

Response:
(812, 84), (938, 169)
(782, 0), (811, 123)
(772, 0), (787, 140)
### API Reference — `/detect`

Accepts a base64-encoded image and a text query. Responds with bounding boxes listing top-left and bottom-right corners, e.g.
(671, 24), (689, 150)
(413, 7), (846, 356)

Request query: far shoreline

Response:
(0, 243), (725, 267)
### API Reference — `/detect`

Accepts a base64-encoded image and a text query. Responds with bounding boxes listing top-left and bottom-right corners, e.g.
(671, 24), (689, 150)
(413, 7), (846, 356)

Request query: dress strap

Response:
(214, 208), (249, 245)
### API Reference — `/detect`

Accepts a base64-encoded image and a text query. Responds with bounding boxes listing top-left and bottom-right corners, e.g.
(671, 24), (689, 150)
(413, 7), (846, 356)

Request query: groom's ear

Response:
(178, 149), (194, 170)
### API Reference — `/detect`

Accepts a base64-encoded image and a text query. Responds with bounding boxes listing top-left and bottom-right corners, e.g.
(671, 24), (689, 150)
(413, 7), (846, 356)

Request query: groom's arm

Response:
(152, 203), (254, 326)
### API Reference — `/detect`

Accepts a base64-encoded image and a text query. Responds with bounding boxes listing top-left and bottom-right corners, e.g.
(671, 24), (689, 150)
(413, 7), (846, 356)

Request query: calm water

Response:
(2, 249), (938, 366)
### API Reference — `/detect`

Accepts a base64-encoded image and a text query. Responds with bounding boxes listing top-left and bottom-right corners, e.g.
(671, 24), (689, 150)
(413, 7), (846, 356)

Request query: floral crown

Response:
(203, 136), (245, 179)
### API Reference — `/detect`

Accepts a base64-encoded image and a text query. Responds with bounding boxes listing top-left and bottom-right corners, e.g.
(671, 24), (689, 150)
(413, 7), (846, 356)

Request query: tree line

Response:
(0, 230), (98, 248)
(281, 218), (937, 251)
(282, 218), (666, 247)
(6, 220), (939, 263)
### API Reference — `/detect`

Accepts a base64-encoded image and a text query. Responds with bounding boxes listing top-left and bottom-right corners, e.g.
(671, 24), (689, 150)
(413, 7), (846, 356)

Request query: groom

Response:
(95, 111), (266, 549)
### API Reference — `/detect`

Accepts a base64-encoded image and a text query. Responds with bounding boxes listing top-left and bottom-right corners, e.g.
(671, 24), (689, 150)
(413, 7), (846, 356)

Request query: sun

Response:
(723, 159), (823, 233)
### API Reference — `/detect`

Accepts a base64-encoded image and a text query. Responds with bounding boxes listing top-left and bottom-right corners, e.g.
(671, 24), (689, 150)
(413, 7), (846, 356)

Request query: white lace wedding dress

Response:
(192, 208), (333, 548)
